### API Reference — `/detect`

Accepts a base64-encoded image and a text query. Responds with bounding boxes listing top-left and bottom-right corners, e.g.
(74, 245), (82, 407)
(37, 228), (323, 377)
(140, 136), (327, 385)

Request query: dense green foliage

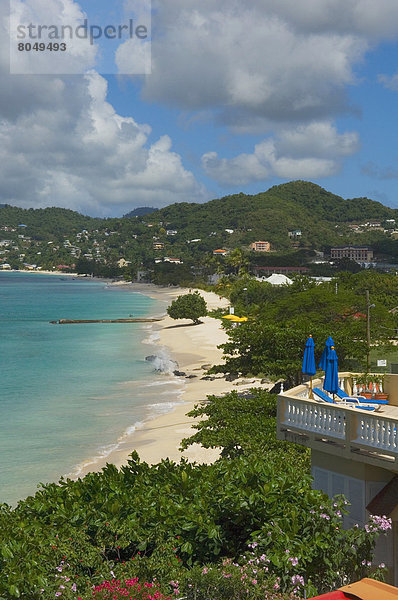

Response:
(167, 292), (207, 324)
(180, 389), (308, 463)
(149, 181), (397, 251)
(0, 388), (390, 599)
(0, 205), (100, 237)
(214, 272), (397, 383)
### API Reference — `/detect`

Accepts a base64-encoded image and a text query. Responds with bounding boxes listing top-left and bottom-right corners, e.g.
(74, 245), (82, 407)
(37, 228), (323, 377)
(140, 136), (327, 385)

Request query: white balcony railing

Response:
(282, 397), (346, 440)
(353, 415), (398, 454)
(277, 373), (398, 469)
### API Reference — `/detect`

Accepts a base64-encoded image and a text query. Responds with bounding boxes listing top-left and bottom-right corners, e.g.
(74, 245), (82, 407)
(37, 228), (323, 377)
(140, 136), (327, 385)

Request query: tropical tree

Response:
(216, 276), (395, 383)
(167, 292), (207, 324)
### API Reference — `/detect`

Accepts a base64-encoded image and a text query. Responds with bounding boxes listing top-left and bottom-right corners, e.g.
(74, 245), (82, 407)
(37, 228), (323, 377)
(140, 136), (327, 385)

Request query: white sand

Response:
(76, 284), (266, 476)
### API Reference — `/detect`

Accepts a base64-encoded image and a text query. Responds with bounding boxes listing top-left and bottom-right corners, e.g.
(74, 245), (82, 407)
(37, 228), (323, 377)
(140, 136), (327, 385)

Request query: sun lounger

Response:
(313, 387), (334, 403)
(312, 387), (378, 411)
(337, 387), (389, 405)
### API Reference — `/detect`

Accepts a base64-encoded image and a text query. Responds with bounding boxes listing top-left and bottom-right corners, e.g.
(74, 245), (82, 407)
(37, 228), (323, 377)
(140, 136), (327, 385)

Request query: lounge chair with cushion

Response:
(312, 387), (378, 411)
(337, 387), (389, 405)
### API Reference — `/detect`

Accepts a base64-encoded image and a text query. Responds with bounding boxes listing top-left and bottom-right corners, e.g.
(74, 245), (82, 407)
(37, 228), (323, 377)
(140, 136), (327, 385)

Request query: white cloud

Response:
(0, 0), (202, 215)
(0, 72), (202, 215)
(202, 122), (359, 185)
(141, 0), (398, 125)
(9, 0), (98, 74)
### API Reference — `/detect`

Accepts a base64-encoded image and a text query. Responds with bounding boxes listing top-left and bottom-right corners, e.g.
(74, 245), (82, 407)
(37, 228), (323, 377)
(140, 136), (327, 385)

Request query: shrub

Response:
(92, 578), (171, 600)
(167, 292), (207, 324)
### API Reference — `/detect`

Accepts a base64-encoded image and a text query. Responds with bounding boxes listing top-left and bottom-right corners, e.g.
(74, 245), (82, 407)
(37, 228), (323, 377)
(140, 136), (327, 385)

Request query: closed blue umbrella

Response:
(302, 335), (316, 398)
(323, 346), (339, 398)
(318, 336), (334, 370)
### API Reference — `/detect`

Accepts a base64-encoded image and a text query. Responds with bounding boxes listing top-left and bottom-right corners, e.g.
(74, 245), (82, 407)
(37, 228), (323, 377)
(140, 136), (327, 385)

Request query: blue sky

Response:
(3, 0), (398, 215)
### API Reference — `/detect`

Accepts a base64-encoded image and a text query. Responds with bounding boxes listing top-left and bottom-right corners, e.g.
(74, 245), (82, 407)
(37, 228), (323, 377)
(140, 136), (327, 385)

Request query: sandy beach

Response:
(77, 284), (266, 476)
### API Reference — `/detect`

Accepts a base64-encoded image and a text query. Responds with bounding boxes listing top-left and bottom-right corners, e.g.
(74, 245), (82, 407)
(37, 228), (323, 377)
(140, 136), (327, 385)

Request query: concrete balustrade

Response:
(277, 373), (398, 471)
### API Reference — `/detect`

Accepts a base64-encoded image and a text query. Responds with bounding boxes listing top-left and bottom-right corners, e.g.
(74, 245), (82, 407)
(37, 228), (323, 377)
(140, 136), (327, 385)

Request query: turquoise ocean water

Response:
(0, 273), (182, 505)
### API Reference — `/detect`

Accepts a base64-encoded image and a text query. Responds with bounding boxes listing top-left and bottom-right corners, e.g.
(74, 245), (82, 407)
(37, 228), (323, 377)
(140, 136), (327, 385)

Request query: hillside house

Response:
(250, 241), (271, 252)
(163, 257), (183, 264)
(213, 249), (228, 256)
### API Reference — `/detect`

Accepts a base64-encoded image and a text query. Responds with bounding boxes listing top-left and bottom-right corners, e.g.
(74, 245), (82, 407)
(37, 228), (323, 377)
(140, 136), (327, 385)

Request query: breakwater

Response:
(51, 318), (163, 324)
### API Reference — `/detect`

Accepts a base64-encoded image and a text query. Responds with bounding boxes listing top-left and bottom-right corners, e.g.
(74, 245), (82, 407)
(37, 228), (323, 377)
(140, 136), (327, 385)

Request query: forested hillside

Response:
(0, 181), (397, 276)
(147, 181), (397, 250)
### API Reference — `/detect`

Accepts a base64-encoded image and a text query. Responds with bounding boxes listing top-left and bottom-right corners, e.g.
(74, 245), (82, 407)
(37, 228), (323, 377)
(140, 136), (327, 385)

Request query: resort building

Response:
(330, 246), (374, 263)
(277, 373), (398, 584)
(213, 249), (228, 256)
(250, 241), (271, 252)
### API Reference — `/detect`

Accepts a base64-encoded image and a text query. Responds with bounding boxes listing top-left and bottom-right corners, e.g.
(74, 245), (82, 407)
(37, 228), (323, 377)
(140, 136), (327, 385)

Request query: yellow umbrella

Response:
(222, 315), (248, 322)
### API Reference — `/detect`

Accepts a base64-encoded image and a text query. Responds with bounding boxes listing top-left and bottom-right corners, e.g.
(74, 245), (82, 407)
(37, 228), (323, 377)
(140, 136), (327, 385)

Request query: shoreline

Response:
(76, 284), (268, 476)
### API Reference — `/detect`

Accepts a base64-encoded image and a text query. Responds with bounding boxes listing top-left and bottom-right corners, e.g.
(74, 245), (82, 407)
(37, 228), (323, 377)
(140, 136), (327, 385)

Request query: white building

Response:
(277, 373), (398, 584)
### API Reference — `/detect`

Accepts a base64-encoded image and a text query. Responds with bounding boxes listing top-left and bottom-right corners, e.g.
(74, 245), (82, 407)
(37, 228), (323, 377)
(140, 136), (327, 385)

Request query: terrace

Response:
(277, 373), (398, 472)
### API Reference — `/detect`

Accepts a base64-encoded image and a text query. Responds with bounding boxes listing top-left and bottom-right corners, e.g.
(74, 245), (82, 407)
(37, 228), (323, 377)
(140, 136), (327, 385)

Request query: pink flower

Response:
(291, 575), (305, 587)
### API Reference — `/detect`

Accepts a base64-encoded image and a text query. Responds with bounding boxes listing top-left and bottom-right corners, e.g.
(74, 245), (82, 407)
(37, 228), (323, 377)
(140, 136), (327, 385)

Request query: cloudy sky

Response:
(2, 0), (398, 216)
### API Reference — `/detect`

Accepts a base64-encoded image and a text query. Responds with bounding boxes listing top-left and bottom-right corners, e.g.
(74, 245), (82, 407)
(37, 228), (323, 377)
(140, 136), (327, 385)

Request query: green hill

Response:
(123, 207), (157, 218)
(0, 182), (397, 272)
(0, 205), (101, 240)
(145, 181), (397, 251)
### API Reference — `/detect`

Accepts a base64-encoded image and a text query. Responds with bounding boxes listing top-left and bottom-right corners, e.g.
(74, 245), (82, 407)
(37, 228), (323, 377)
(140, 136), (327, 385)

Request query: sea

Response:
(0, 272), (184, 505)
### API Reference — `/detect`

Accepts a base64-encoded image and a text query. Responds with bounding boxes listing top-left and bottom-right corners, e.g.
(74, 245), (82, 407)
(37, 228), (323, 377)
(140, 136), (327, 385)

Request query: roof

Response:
(309, 578), (398, 599)
(265, 273), (293, 286)
(366, 475), (398, 517)
(331, 245), (372, 250)
(340, 578), (398, 599)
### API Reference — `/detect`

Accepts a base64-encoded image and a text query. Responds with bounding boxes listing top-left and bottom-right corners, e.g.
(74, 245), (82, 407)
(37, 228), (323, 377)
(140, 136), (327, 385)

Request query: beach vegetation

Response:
(215, 272), (397, 383)
(0, 450), (389, 599)
(0, 386), (390, 599)
(180, 388), (309, 463)
(167, 292), (207, 324)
